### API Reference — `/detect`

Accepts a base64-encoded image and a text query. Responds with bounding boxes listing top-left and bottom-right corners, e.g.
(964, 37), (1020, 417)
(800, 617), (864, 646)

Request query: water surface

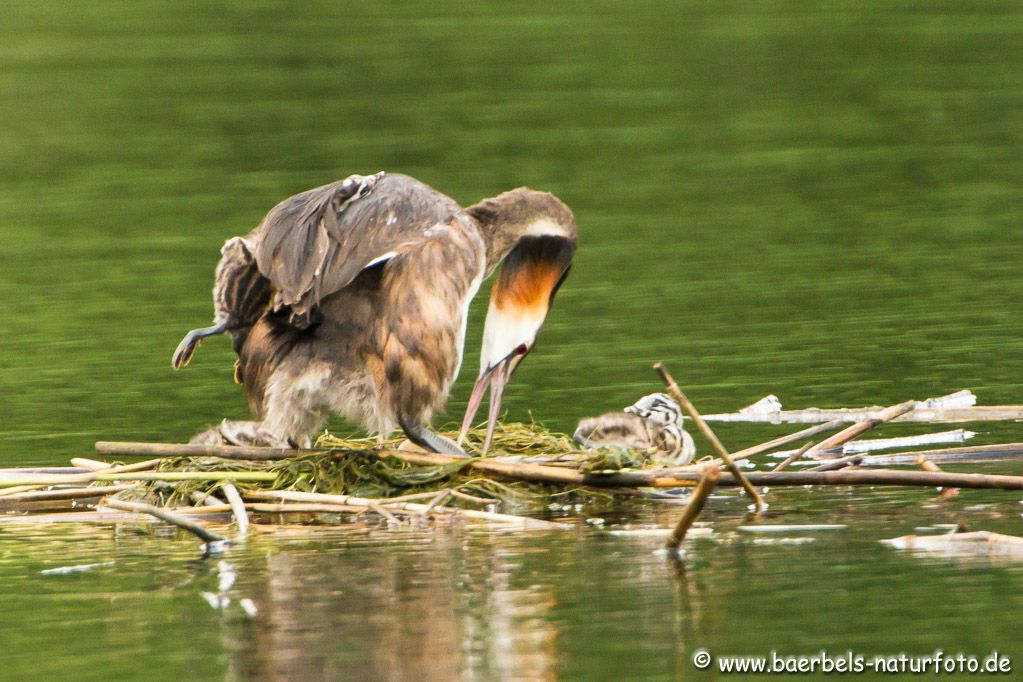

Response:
(1, 1), (1022, 679)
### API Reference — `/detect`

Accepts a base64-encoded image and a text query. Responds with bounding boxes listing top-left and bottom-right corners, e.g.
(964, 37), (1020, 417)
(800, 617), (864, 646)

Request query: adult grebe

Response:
(173, 172), (577, 455)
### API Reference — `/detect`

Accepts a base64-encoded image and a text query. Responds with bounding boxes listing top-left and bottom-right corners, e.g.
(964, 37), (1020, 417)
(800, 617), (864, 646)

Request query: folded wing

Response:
(254, 172), (463, 328)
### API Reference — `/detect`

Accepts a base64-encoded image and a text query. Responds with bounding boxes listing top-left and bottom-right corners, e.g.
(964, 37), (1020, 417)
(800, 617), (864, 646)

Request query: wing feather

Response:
(253, 172), (465, 328)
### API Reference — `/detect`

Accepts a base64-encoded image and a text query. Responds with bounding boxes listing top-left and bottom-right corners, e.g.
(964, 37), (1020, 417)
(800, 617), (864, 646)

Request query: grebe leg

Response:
(172, 321), (229, 369)
(398, 416), (467, 457)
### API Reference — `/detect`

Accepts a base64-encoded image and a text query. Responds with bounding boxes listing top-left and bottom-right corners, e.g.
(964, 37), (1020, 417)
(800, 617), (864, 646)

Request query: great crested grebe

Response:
(173, 172), (577, 456)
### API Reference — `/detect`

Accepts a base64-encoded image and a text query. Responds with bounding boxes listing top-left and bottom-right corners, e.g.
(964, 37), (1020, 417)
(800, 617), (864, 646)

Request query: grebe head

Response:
(457, 189), (577, 453)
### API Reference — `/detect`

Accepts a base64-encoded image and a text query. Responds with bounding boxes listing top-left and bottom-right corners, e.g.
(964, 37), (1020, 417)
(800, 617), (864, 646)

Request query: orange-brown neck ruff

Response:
(491, 235), (575, 312)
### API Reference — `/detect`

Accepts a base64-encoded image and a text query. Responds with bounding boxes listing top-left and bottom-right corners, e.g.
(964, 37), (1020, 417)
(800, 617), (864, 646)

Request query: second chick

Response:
(573, 392), (696, 466)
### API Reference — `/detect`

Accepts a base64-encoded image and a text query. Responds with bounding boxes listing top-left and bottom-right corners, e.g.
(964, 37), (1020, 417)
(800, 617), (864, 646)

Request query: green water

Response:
(2, 1), (1023, 679)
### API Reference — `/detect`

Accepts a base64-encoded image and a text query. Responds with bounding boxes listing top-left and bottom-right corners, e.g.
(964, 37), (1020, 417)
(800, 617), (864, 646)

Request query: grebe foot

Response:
(398, 418), (468, 457)
(172, 321), (229, 369)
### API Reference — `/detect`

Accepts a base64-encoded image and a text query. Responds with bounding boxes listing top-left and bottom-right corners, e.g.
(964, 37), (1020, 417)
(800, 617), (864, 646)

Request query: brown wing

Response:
(254, 172), (464, 328)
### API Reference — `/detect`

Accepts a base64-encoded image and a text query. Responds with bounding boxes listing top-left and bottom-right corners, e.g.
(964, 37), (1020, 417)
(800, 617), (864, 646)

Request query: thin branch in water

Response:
(247, 502), (367, 515)
(806, 455), (864, 472)
(96, 440), (316, 461)
(102, 498), (227, 545)
(653, 362), (764, 513)
(0, 458), (158, 498)
(418, 489), (452, 518)
(0, 471), (277, 488)
(450, 489), (494, 506)
(367, 503), (401, 526)
(0, 484), (139, 506)
(0, 467), (89, 474)
(376, 490), (455, 504)
(70, 458), (162, 473)
(220, 483), (250, 535)
(708, 421), (843, 467)
(768, 429), (977, 459)
(916, 454), (960, 499)
(802, 401), (916, 459)
(666, 464), (719, 551)
(773, 441), (816, 472)
(859, 443), (1023, 466)
(0, 484), (48, 498)
(192, 491), (228, 507)
(700, 390), (1023, 424)
(167, 504), (234, 514)
(649, 469), (1023, 490)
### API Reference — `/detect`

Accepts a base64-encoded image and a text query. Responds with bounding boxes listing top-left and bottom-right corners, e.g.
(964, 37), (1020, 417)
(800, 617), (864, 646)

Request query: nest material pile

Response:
(136, 422), (647, 513)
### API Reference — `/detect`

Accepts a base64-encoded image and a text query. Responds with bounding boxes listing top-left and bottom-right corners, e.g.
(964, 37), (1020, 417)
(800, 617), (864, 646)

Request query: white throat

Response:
(479, 301), (544, 372)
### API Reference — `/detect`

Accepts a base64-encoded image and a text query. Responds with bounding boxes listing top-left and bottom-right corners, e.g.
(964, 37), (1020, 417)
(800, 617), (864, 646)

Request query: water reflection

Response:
(229, 532), (562, 681)
(2, 492), (1023, 680)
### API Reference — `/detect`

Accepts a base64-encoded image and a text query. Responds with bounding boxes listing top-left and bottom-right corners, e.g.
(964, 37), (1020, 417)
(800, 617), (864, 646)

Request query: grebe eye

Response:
(515, 344), (528, 355)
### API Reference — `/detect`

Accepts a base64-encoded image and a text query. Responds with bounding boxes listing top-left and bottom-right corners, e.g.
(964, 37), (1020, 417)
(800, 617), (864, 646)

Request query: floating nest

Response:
(136, 422), (653, 512)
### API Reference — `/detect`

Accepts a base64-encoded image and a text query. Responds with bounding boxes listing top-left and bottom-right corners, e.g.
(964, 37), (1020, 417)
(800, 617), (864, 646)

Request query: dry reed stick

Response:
(102, 498), (227, 544)
(705, 405), (1023, 424)
(0, 484), (48, 498)
(70, 458), (115, 470)
(70, 458), (162, 473)
(0, 467), (88, 474)
(708, 421), (843, 466)
(653, 362), (765, 512)
(96, 441), (313, 460)
(917, 454), (960, 498)
(192, 491), (228, 507)
(0, 471), (277, 487)
(860, 443), (1023, 465)
(167, 504), (235, 514)
(806, 456), (864, 472)
(379, 450), (584, 485)
(418, 489), (452, 517)
(666, 465), (719, 550)
(220, 483), (250, 535)
(0, 484), (139, 505)
(701, 391), (1022, 424)
(374, 490), (457, 504)
(450, 489), (494, 506)
(773, 442), (816, 472)
(801, 401), (915, 459)
(0, 460), (158, 498)
(246, 502), (367, 514)
(367, 503), (401, 525)
(653, 469), (1023, 490)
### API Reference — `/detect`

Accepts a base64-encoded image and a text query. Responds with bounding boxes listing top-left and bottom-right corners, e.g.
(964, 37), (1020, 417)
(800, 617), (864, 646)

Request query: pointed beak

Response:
(457, 351), (524, 454)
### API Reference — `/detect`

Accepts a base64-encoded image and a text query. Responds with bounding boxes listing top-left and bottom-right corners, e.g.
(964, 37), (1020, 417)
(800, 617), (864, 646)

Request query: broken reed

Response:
(666, 464), (719, 550)
(0, 471), (278, 487)
(652, 362), (765, 512)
